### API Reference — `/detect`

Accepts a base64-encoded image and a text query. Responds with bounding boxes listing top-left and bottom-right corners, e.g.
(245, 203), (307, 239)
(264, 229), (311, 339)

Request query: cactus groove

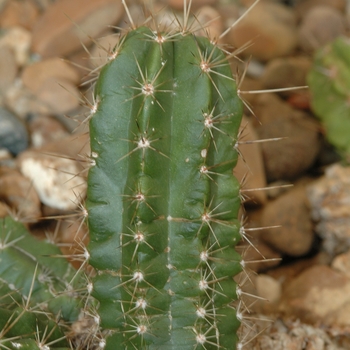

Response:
(87, 25), (244, 349)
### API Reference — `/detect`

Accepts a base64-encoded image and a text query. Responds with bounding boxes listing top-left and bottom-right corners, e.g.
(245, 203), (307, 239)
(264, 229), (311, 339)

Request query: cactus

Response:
(0, 216), (84, 349)
(0, 2), (263, 350)
(308, 36), (350, 161)
(86, 22), (243, 349)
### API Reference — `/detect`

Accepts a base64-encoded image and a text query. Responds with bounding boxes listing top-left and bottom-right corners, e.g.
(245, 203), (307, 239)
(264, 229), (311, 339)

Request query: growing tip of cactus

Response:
(0, 1), (271, 349)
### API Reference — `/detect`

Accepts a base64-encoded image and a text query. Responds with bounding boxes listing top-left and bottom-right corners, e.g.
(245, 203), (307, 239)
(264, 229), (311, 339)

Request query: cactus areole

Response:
(87, 26), (244, 349)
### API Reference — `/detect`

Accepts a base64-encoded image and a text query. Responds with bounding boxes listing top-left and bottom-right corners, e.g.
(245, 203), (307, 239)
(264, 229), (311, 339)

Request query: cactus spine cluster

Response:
(87, 24), (243, 349)
(0, 2), (253, 350)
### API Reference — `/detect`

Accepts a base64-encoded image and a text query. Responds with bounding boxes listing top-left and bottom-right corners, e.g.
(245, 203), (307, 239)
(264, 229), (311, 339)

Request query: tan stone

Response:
(234, 116), (267, 205)
(0, 170), (42, 222)
(298, 6), (346, 53)
(280, 265), (350, 327)
(21, 58), (80, 93)
(31, 0), (124, 58)
(260, 185), (314, 257)
(0, 0), (39, 30)
(227, 2), (298, 61)
(0, 46), (18, 95)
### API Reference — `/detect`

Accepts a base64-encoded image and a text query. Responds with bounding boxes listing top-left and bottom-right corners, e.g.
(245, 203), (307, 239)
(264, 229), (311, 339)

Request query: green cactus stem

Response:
(308, 36), (350, 161)
(87, 24), (243, 349)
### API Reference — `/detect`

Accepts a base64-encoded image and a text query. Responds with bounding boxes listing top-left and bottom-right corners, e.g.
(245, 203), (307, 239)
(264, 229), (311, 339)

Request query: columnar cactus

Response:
(86, 20), (243, 350)
(0, 2), (260, 350)
(308, 36), (350, 161)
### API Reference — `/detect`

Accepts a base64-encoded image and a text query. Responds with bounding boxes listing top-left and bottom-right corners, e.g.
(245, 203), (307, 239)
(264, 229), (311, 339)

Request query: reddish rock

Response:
(298, 6), (346, 53)
(194, 6), (224, 42)
(259, 185), (314, 257)
(31, 0), (124, 58)
(227, 2), (298, 61)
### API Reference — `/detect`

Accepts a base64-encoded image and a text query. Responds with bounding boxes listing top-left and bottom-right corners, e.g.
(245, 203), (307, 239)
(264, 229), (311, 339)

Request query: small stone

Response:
(332, 251), (350, 278)
(27, 115), (69, 148)
(17, 151), (87, 211)
(89, 31), (121, 69)
(261, 56), (312, 95)
(0, 45), (18, 95)
(234, 116), (267, 205)
(295, 0), (346, 19)
(194, 6), (224, 42)
(280, 265), (350, 326)
(260, 185), (314, 257)
(0, 0), (40, 30)
(0, 201), (9, 218)
(227, 2), (298, 61)
(31, 0), (124, 58)
(298, 6), (346, 53)
(35, 78), (80, 115)
(0, 107), (28, 155)
(0, 27), (31, 66)
(166, 0), (216, 11)
(307, 164), (350, 256)
(256, 274), (281, 305)
(253, 93), (321, 181)
(21, 58), (80, 93)
(0, 170), (41, 222)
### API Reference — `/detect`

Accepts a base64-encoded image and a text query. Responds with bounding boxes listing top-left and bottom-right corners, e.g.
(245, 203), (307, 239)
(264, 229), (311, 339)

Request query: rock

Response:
(332, 251), (350, 278)
(4, 83), (52, 118)
(0, 27), (31, 66)
(295, 0), (346, 19)
(227, 2), (298, 61)
(254, 274), (282, 312)
(36, 77), (81, 115)
(0, 107), (28, 155)
(194, 6), (224, 42)
(259, 185), (314, 257)
(234, 116), (267, 205)
(166, 0), (216, 11)
(0, 170), (41, 222)
(298, 6), (346, 53)
(280, 265), (350, 327)
(261, 56), (311, 95)
(307, 164), (350, 256)
(0, 0), (40, 30)
(253, 93), (321, 181)
(31, 0), (124, 58)
(0, 45), (18, 95)
(27, 115), (69, 148)
(17, 150), (87, 211)
(89, 31), (121, 69)
(251, 318), (343, 350)
(21, 58), (80, 93)
(0, 201), (9, 218)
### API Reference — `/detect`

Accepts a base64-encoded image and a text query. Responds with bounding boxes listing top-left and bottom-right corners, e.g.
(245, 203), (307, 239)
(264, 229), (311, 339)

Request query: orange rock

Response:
(31, 0), (124, 58)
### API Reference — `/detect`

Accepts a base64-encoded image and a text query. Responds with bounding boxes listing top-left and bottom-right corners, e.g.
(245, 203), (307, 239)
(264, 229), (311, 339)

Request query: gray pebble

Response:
(0, 107), (29, 155)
